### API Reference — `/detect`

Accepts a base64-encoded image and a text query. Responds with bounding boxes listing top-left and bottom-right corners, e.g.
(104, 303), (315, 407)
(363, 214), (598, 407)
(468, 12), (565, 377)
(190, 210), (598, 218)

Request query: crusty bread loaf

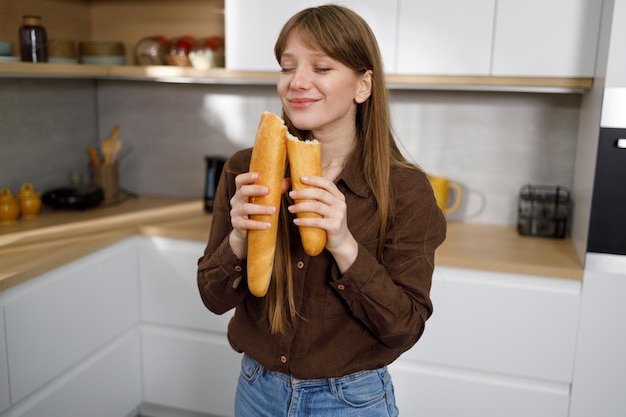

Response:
(286, 136), (327, 256)
(247, 112), (288, 297)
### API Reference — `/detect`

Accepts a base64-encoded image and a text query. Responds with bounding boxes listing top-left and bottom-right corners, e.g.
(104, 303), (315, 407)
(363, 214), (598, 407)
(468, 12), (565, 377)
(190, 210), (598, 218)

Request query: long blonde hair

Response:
(265, 5), (411, 334)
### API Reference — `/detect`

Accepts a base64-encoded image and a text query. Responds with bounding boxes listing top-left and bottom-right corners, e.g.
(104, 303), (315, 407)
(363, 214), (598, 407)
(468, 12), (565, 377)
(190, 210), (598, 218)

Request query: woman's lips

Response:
(288, 97), (319, 109)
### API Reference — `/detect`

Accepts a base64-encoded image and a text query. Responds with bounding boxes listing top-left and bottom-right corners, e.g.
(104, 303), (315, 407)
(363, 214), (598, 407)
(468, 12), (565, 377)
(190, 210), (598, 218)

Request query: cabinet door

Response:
(3, 239), (140, 403)
(14, 331), (142, 417)
(142, 326), (241, 417)
(139, 236), (233, 334)
(569, 254), (626, 417)
(308, 0), (398, 73)
(396, 0), (495, 75)
(404, 266), (581, 383)
(492, 0), (602, 77)
(389, 360), (570, 417)
(226, 0), (398, 72)
(606, 0), (626, 87)
(225, 0), (307, 71)
(0, 308), (10, 413)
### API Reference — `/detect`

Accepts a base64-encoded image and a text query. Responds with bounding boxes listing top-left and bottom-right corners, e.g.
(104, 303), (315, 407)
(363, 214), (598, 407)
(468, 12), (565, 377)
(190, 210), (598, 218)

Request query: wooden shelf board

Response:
(0, 62), (593, 91)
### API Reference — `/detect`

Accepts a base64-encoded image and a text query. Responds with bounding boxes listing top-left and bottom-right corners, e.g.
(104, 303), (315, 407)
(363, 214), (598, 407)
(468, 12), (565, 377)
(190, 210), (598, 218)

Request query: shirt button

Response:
(280, 355), (288, 363)
(296, 261), (304, 269)
(337, 284), (346, 291)
(234, 265), (242, 272)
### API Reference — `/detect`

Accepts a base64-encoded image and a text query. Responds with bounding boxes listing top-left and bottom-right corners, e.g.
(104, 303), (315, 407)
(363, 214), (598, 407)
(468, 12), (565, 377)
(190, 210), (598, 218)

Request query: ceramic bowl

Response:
(80, 55), (126, 65)
(0, 41), (12, 56)
(78, 41), (125, 56)
(49, 40), (77, 60)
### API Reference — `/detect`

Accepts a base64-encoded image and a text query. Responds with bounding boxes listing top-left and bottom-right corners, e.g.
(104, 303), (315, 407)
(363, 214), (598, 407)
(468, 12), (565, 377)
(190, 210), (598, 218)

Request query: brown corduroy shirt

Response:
(197, 147), (446, 380)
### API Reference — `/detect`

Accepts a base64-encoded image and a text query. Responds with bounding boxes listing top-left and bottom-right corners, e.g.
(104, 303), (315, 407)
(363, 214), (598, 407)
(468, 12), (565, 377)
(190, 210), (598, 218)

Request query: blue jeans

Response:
(235, 354), (400, 417)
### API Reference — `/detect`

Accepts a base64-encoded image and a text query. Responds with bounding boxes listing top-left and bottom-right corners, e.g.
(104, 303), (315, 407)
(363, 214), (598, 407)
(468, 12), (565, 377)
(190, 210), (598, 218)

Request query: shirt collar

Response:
(335, 148), (370, 198)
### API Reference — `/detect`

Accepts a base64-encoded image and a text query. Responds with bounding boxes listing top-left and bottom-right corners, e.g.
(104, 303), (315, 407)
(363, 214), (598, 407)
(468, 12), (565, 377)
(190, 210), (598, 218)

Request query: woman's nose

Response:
(290, 68), (311, 90)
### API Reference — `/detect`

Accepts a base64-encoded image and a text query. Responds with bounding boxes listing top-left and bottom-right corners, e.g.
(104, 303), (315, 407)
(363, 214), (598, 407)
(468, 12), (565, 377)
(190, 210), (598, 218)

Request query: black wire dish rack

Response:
(517, 185), (571, 238)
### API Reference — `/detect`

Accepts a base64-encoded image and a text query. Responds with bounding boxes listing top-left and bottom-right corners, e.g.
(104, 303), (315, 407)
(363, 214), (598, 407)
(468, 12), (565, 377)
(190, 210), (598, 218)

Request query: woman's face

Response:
(277, 30), (371, 140)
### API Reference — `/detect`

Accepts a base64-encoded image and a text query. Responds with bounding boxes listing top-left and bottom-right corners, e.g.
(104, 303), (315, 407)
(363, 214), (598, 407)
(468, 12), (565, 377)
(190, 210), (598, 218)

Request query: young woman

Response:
(197, 5), (446, 416)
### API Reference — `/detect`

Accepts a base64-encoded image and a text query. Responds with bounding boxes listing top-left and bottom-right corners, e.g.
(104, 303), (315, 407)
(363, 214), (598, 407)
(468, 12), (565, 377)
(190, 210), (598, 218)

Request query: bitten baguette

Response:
(247, 112), (288, 297)
(286, 136), (327, 256)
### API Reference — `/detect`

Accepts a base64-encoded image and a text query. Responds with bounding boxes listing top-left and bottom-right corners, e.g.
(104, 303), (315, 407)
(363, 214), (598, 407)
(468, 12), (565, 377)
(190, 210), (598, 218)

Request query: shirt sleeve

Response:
(329, 171), (446, 350)
(197, 151), (250, 315)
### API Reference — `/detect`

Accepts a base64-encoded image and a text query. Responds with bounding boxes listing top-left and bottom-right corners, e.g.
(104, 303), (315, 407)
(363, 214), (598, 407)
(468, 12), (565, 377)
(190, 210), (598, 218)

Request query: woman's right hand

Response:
(229, 172), (289, 259)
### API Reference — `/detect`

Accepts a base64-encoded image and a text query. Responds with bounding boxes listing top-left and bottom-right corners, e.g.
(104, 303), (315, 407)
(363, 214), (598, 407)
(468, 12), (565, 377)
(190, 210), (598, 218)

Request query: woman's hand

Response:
(229, 172), (290, 259)
(288, 176), (358, 272)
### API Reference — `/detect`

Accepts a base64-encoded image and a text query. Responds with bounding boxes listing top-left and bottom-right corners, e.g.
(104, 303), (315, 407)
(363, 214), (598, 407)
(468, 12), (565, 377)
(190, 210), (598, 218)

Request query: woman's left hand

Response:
(288, 176), (358, 271)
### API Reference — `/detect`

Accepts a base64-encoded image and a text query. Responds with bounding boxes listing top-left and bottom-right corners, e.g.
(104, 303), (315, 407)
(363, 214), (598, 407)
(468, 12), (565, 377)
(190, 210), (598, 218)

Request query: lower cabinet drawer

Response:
(12, 331), (141, 417)
(389, 360), (570, 417)
(3, 239), (140, 402)
(403, 266), (581, 383)
(141, 325), (241, 417)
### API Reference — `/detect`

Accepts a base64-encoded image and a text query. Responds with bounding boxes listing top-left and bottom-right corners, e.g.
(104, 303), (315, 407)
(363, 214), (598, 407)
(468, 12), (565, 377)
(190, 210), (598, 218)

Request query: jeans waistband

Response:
(248, 355), (386, 390)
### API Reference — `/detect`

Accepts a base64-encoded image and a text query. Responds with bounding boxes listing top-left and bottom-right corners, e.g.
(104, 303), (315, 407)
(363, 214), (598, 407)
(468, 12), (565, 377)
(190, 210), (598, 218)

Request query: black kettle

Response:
(204, 156), (227, 212)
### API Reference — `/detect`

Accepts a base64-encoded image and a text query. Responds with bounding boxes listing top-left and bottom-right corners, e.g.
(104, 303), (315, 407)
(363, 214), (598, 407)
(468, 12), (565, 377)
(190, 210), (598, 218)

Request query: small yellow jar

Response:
(18, 183), (42, 219)
(0, 188), (20, 224)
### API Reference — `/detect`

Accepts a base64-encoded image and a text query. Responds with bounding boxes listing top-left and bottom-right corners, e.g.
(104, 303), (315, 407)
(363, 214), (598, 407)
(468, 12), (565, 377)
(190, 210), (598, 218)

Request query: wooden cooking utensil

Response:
(101, 125), (122, 165)
(87, 145), (101, 166)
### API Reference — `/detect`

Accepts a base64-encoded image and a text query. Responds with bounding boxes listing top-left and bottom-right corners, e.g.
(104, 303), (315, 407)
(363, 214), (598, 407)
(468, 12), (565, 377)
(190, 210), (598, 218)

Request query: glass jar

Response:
(19, 15), (48, 62)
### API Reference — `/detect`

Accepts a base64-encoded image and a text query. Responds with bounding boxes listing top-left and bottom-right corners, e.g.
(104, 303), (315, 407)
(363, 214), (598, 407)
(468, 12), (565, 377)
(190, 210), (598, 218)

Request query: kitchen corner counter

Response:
(0, 196), (208, 290)
(438, 222), (583, 280)
(0, 196), (583, 291)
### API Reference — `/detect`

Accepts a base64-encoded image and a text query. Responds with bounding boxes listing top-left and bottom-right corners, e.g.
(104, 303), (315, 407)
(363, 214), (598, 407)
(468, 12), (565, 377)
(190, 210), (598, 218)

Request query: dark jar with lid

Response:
(19, 15), (48, 62)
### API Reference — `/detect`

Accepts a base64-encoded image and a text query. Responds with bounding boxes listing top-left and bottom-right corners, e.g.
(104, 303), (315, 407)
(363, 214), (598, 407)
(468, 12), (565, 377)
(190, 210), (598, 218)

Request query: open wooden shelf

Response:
(0, 61), (593, 92)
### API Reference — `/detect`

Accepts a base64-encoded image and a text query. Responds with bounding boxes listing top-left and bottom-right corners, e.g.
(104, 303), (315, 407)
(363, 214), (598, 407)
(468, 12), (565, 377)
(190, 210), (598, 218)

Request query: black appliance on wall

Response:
(587, 89), (626, 256)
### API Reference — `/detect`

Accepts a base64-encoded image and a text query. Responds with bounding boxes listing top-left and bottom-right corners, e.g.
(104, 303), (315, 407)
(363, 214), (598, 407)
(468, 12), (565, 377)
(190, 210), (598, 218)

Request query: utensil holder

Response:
(90, 162), (119, 204)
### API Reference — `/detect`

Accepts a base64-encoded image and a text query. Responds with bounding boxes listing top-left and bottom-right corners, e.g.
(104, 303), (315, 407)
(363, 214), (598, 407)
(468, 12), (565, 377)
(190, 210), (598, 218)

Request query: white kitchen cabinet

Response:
(0, 308), (10, 413)
(142, 326), (241, 417)
(138, 236), (233, 334)
(389, 265), (581, 417)
(569, 254), (626, 417)
(606, 0), (626, 87)
(390, 361), (570, 417)
(225, 0), (398, 72)
(396, 0), (495, 75)
(492, 0), (602, 77)
(309, 0), (398, 73)
(138, 236), (240, 415)
(4, 331), (142, 417)
(225, 0), (309, 71)
(2, 239), (140, 403)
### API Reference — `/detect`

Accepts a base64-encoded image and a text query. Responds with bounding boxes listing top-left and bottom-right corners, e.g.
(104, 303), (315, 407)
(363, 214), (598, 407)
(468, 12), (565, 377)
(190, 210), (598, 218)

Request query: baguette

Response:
(286, 136), (327, 256)
(247, 112), (288, 297)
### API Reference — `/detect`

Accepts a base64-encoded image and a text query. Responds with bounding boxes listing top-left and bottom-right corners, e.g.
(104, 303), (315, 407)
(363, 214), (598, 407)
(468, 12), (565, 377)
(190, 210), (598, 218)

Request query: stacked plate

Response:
(79, 41), (125, 65)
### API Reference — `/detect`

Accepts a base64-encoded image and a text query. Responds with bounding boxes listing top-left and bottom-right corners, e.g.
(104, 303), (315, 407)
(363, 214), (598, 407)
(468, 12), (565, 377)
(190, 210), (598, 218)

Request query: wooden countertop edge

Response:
(0, 199), (584, 291)
(0, 229), (136, 291)
(0, 199), (203, 248)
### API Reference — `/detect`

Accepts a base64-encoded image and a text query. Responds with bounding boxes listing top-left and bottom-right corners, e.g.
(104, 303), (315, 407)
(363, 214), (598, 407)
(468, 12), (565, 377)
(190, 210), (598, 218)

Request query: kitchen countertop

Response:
(0, 195), (583, 291)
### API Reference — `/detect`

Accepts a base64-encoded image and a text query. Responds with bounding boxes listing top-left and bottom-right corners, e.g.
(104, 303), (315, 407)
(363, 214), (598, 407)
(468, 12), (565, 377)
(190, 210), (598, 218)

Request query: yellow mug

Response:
(428, 174), (463, 215)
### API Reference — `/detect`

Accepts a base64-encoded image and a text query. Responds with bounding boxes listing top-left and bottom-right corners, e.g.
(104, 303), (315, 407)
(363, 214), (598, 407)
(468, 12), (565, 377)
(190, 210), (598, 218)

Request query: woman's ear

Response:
(355, 70), (373, 104)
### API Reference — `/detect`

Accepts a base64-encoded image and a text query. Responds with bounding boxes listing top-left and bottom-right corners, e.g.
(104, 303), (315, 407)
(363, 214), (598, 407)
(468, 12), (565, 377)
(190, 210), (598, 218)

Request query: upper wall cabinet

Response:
(226, 0), (602, 79)
(606, 0), (626, 87)
(396, 0), (495, 75)
(225, 0), (398, 72)
(492, 0), (603, 77)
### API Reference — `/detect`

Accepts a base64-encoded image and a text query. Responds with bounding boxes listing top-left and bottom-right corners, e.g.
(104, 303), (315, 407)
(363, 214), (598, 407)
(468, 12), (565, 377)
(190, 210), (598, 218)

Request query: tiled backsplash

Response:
(0, 78), (580, 225)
